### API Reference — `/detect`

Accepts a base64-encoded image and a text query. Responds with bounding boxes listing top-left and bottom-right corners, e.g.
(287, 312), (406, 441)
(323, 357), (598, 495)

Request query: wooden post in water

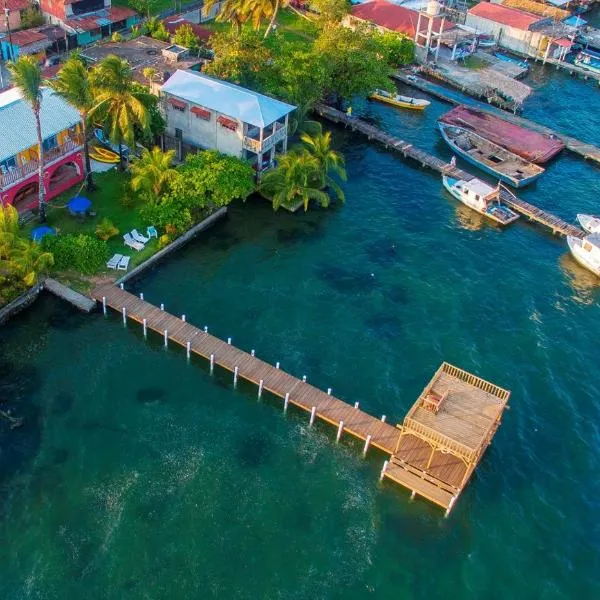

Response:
(204, 326), (208, 333)
(327, 388), (332, 395)
(276, 362), (280, 369)
(164, 329), (168, 347)
(381, 415), (387, 423)
(182, 314), (186, 322)
(140, 292), (144, 301)
(186, 341), (191, 360)
(363, 435), (372, 457)
(210, 354), (214, 374)
(302, 375), (307, 383)
(284, 392), (289, 413)
(160, 303), (164, 311)
(336, 421), (344, 443)
(122, 306), (126, 325)
(143, 318), (147, 338)
(310, 406), (316, 426)
(251, 349), (255, 357)
(354, 402), (359, 409)
(379, 460), (389, 481)
(234, 366), (239, 387)
(102, 296), (106, 315)
(258, 379), (264, 399)
(227, 337), (232, 345)
(120, 283), (124, 290)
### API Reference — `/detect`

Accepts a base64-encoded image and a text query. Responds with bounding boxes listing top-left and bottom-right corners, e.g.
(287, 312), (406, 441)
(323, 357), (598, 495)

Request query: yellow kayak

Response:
(90, 147), (120, 163)
(369, 89), (430, 111)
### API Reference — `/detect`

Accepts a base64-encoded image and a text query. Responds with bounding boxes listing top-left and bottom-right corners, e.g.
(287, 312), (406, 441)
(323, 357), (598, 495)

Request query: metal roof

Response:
(161, 70), (295, 128)
(0, 88), (81, 163)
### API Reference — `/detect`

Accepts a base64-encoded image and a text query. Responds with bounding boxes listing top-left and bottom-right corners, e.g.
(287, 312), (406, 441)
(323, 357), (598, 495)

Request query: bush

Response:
(96, 218), (119, 240)
(140, 199), (193, 236)
(158, 234), (171, 249)
(43, 234), (109, 275)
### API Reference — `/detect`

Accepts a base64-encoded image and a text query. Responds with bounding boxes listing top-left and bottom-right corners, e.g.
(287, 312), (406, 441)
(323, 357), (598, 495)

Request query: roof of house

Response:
(467, 3), (543, 31)
(5, 0), (31, 10)
(162, 17), (212, 41)
(0, 87), (81, 163)
(350, 1), (453, 37)
(9, 28), (49, 47)
(65, 6), (138, 33)
(161, 70), (295, 128)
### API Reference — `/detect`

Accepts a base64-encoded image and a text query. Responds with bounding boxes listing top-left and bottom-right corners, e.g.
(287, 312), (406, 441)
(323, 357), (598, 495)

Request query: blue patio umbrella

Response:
(67, 196), (92, 215)
(31, 225), (56, 242)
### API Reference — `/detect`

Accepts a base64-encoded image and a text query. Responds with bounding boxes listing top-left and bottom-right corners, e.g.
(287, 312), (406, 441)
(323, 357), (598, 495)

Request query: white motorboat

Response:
(442, 175), (519, 225)
(576, 214), (600, 234)
(567, 234), (600, 276)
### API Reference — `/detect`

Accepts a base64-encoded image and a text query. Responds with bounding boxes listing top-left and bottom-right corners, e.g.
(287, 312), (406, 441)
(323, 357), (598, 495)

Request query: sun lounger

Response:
(123, 233), (144, 251)
(131, 229), (150, 244)
(106, 253), (123, 269)
(147, 225), (158, 238)
(117, 255), (131, 271)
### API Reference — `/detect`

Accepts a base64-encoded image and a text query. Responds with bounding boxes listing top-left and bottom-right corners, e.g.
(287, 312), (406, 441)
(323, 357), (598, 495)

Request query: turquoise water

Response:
(1, 66), (600, 598)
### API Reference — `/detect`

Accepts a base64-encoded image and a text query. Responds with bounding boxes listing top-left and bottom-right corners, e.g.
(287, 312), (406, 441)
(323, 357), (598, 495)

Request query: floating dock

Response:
(315, 103), (585, 239)
(93, 283), (510, 514)
(392, 72), (600, 166)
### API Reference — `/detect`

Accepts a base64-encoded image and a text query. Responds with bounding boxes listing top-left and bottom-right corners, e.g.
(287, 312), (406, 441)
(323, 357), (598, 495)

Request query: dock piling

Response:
(251, 349), (255, 357)
(379, 460), (389, 481)
(140, 292), (144, 301)
(310, 406), (316, 426)
(302, 375), (307, 383)
(336, 421), (344, 443)
(234, 366), (238, 387)
(227, 337), (232, 345)
(276, 362), (280, 369)
(143, 318), (147, 338)
(354, 402), (359, 410)
(160, 303), (164, 311)
(258, 379), (264, 399)
(204, 326), (208, 333)
(210, 353), (214, 374)
(327, 388), (332, 395)
(102, 296), (106, 315)
(182, 314), (186, 322)
(284, 392), (289, 413)
(122, 306), (126, 325)
(119, 283), (124, 290)
(164, 329), (168, 347)
(363, 435), (372, 457)
(381, 415), (387, 423)
(186, 341), (191, 360)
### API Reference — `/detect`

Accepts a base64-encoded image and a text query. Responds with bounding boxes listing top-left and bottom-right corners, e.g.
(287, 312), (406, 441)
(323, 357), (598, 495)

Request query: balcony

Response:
(242, 123), (287, 154)
(0, 136), (84, 190)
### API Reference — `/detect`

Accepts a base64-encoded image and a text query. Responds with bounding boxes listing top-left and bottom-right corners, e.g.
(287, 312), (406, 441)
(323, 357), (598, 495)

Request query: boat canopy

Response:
(462, 179), (498, 200)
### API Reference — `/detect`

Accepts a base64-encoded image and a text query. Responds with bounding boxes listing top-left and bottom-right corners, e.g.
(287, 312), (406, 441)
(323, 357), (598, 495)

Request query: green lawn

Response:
(112, 0), (180, 17)
(462, 55), (488, 70)
(25, 169), (159, 280)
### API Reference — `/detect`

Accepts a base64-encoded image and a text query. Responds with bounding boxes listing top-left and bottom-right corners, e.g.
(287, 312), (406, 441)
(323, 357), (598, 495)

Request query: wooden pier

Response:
(315, 103), (585, 239)
(393, 72), (600, 166)
(93, 283), (511, 514)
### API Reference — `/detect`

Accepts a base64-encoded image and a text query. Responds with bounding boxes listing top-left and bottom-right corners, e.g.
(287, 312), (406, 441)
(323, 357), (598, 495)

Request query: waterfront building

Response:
(160, 70), (295, 171)
(0, 87), (85, 212)
(0, 0), (34, 34)
(39, 0), (139, 48)
(0, 27), (52, 62)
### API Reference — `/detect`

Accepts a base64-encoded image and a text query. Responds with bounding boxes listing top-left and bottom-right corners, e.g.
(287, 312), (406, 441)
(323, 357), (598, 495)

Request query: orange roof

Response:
(468, 3), (543, 31)
(5, 0), (31, 10)
(162, 17), (212, 41)
(351, 1), (453, 37)
(9, 28), (49, 47)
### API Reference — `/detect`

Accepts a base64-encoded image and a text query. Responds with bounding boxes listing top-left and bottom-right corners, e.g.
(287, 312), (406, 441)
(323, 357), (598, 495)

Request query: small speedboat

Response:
(369, 89), (430, 111)
(567, 234), (600, 276)
(442, 174), (519, 225)
(577, 214), (600, 234)
(438, 122), (544, 188)
(574, 49), (600, 75)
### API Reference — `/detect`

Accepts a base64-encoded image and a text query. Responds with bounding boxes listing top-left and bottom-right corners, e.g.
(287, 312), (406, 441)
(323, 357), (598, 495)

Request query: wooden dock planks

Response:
(93, 284), (402, 457)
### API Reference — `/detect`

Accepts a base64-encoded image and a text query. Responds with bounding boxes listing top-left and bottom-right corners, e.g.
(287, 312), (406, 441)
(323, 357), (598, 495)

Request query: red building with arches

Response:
(0, 87), (84, 212)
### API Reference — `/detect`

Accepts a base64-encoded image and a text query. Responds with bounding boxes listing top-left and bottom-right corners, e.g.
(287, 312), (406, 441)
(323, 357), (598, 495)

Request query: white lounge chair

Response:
(106, 253), (123, 269)
(117, 255), (131, 271)
(123, 233), (144, 251)
(147, 225), (158, 238)
(131, 229), (149, 244)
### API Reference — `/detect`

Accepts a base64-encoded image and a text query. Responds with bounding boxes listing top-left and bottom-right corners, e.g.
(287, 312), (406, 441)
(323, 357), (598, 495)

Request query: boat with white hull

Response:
(567, 234), (600, 276)
(438, 123), (544, 188)
(577, 214), (600, 234)
(442, 175), (519, 225)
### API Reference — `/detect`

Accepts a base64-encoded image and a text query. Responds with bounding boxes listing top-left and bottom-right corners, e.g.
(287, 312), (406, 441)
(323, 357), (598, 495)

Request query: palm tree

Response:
(263, 0), (284, 37)
(89, 55), (153, 169)
(205, 0), (251, 34)
(130, 147), (177, 203)
(8, 56), (46, 222)
(259, 151), (330, 211)
(49, 53), (96, 191)
(299, 127), (347, 202)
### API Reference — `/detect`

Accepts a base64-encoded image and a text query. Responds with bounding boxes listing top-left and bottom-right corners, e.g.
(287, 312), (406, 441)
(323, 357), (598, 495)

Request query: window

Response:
(169, 97), (187, 112)
(0, 156), (16, 173)
(191, 106), (211, 120)
(43, 136), (58, 152)
(217, 115), (238, 131)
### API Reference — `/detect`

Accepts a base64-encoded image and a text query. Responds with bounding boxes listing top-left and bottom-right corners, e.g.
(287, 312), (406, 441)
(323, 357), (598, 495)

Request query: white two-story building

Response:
(160, 70), (295, 172)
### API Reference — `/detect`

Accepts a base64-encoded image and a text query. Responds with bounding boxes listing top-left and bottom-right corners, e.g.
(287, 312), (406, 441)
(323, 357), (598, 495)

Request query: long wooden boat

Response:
(369, 89), (430, 111)
(568, 234), (600, 276)
(438, 123), (544, 188)
(577, 214), (600, 234)
(442, 175), (519, 226)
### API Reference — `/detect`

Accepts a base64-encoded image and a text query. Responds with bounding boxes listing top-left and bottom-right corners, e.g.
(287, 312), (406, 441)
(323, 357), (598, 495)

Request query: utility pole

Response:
(2, 0), (15, 62)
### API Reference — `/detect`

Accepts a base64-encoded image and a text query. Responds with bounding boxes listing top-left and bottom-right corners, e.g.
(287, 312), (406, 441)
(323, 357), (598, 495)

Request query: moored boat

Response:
(567, 234), (600, 276)
(369, 89), (430, 111)
(442, 174), (519, 225)
(438, 123), (545, 188)
(477, 34), (496, 49)
(577, 214), (600, 234)
(574, 49), (600, 75)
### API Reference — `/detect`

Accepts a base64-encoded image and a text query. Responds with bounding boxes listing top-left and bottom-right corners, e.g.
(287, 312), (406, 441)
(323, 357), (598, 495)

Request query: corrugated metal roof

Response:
(161, 70), (295, 128)
(468, 3), (543, 31)
(0, 88), (81, 162)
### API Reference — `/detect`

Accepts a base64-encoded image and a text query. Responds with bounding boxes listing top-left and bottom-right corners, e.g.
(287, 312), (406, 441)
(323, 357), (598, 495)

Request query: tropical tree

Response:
(8, 57), (46, 221)
(299, 126), (346, 202)
(173, 24), (202, 53)
(142, 67), (159, 86)
(259, 151), (330, 211)
(49, 53), (96, 190)
(310, 0), (350, 25)
(130, 147), (177, 203)
(205, 0), (252, 35)
(89, 55), (153, 169)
